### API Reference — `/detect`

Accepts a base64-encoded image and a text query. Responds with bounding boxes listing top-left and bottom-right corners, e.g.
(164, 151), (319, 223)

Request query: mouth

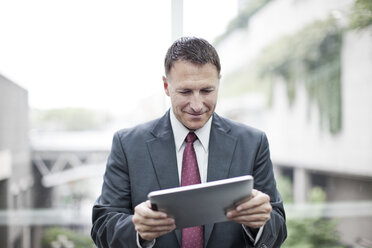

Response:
(186, 112), (205, 117)
(189, 112), (203, 116)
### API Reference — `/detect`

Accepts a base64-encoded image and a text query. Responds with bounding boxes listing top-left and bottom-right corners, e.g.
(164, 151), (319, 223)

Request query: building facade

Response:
(215, 0), (372, 246)
(0, 75), (33, 248)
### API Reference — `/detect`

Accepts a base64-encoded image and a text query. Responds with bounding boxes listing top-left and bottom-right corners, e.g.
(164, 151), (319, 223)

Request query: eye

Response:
(201, 88), (214, 94)
(178, 89), (191, 95)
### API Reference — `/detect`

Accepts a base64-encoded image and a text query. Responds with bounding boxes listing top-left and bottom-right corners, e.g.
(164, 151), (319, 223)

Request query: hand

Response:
(226, 189), (272, 229)
(132, 200), (176, 241)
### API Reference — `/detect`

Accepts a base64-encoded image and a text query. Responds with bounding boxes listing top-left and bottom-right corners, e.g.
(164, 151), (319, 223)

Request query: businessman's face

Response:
(163, 60), (220, 130)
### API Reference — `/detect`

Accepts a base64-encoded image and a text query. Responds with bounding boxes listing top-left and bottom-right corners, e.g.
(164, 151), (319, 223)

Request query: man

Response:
(91, 37), (287, 248)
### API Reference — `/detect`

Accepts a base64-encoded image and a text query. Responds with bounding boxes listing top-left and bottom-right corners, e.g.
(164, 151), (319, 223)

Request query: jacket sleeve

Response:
(250, 132), (287, 247)
(91, 131), (138, 248)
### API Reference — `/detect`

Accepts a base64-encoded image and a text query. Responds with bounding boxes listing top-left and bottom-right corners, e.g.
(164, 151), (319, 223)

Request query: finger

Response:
(235, 192), (270, 212)
(133, 212), (175, 228)
(137, 207), (167, 219)
(135, 221), (176, 233)
(228, 213), (271, 228)
(227, 203), (272, 218)
(228, 212), (270, 222)
(139, 217), (175, 227)
(135, 202), (167, 219)
(133, 203), (173, 230)
(252, 189), (259, 197)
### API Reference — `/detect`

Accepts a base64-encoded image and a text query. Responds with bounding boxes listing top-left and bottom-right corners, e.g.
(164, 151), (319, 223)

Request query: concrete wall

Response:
(0, 74), (32, 248)
(263, 28), (372, 177)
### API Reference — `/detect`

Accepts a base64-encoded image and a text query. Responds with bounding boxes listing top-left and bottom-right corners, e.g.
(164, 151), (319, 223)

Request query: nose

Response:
(190, 93), (203, 113)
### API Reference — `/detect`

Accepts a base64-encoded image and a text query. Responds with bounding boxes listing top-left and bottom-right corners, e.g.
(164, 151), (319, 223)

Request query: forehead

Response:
(168, 60), (219, 82)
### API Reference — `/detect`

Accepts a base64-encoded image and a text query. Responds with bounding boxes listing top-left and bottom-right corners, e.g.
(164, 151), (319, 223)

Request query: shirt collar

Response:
(170, 109), (212, 153)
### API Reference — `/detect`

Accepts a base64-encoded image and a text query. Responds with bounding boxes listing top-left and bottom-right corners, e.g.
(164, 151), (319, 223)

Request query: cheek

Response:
(172, 96), (188, 108)
(205, 96), (218, 107)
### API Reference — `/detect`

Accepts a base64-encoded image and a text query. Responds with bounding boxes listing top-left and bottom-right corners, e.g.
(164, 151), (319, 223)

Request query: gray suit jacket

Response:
(91, 111), (287, 248)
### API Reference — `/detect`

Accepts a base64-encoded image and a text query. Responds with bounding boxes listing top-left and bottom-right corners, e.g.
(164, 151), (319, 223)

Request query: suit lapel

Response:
(207, 113), (237, 182)
(146, 111), (182, 246)
(205, 113), (237, 247)
(147, 111), (180, 190)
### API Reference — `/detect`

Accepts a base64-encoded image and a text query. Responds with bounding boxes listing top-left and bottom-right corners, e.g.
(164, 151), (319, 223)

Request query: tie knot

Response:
(186, 132), (197, 143)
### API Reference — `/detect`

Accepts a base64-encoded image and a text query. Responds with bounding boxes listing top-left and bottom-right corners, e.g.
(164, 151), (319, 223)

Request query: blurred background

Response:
(0, 0), (371, 247)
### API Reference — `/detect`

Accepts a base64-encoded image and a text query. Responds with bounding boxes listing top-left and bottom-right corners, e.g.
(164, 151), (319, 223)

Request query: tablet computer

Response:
(147, 175), (253, 228)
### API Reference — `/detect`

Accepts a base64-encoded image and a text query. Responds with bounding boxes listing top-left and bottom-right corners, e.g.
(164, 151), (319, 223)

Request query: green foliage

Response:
(276, 176), (294, 204)
(258, 18), (343, 134)
(222, 18), (343, 134)
(284, 219), (344, 248)
(42, 227), (95, 248)
(214, 0), (272, 45)
(32, 107), (112, 131)
(309, 186), (326, 203)
(349, 0), (372, 30)
(276, 176), (346, 248)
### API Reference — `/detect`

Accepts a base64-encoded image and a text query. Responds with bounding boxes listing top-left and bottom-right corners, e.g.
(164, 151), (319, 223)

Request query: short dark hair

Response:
(164, 37), (221, 76)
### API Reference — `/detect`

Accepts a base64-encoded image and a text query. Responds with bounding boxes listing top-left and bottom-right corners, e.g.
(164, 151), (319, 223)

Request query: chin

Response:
(185, 122), (205, 131)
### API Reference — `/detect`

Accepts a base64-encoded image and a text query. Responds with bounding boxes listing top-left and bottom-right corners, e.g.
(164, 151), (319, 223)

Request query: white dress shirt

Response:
(170, 109), (211, 184)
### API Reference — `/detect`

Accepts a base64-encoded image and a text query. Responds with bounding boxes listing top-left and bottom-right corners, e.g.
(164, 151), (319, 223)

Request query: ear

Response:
(162, 76), (170, 96)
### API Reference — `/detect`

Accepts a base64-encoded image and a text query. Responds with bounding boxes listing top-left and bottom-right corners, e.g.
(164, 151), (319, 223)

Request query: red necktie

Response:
(181, 132), (204, 248)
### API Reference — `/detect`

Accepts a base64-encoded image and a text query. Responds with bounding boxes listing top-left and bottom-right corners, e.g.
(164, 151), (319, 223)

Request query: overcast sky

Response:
(0, 0), (237, 115)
